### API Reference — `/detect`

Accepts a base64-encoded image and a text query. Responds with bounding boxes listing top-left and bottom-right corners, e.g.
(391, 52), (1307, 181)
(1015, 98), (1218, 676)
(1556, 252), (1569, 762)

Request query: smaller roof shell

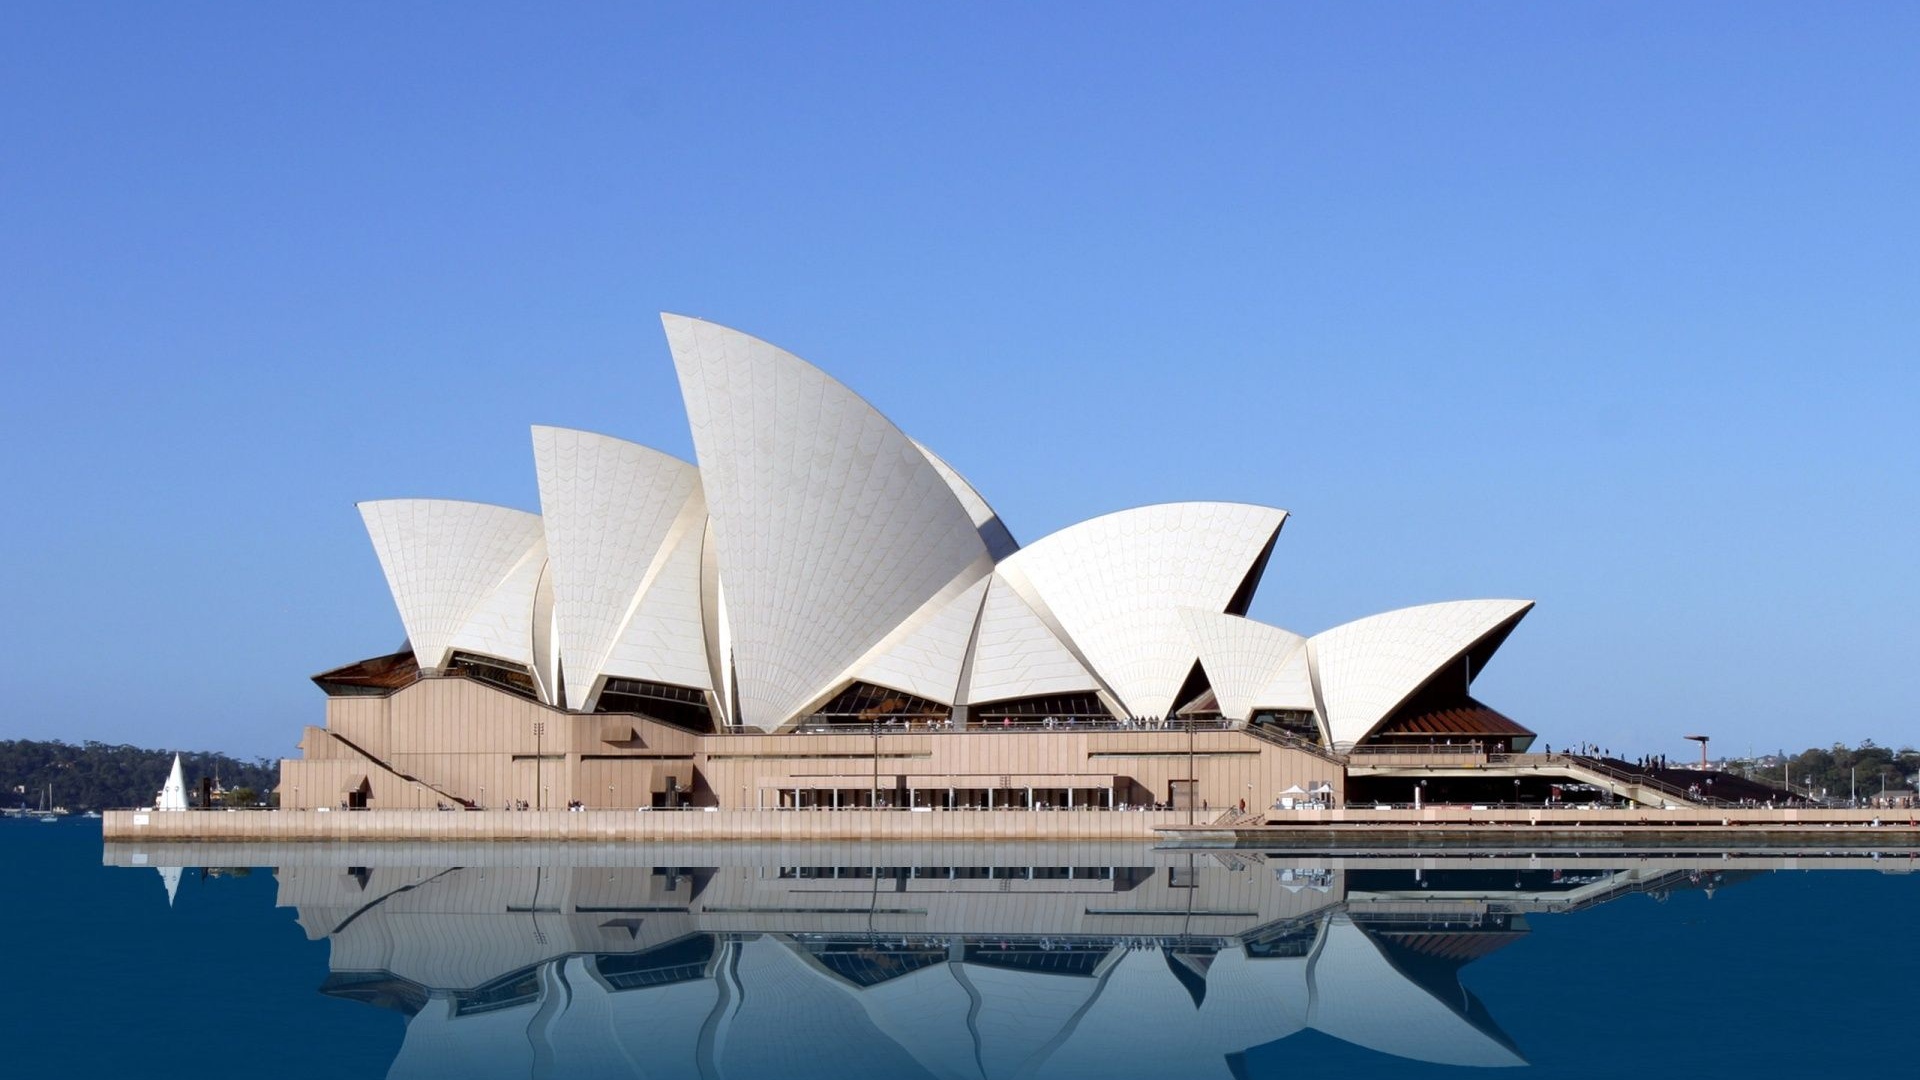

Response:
(532, 426), (707, 708)
(965, 573), (1106, 705)
(1179, 609), (1315, 722)
(1308, 599), (1534, 750)
(911, 439), (1019, 562)
(358, 499), (546, 673)
(997, 502), (1288, 718)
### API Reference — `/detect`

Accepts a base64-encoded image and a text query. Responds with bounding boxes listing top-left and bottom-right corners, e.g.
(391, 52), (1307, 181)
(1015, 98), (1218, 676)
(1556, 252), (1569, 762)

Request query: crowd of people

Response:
(799, 714), (1223, 734)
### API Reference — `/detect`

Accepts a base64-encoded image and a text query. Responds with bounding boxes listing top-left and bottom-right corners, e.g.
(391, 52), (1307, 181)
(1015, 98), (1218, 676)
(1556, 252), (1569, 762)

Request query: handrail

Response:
(1344, 748), (1727, 808)
(785, 717), (1241, 736)
(1562, 754), (1731, 807)
(1347, 743), (1486, 754)
(1235, 723), (1347, 765)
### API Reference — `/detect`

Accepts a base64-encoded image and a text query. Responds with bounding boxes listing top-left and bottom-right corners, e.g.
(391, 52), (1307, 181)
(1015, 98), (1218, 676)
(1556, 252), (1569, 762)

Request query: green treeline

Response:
(0, 739), (279, 811)
(1714, 741), (1917, 803)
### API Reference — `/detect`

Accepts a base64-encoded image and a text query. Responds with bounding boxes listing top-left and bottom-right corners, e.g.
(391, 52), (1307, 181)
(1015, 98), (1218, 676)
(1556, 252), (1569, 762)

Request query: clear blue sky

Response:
(2, 3), (1914, 761)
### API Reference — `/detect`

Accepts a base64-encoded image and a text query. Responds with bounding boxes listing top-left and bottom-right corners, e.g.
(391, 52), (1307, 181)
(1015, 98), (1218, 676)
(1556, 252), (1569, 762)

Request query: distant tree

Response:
(1782, 742), (1908, 803)
(0, 740), (279, 810)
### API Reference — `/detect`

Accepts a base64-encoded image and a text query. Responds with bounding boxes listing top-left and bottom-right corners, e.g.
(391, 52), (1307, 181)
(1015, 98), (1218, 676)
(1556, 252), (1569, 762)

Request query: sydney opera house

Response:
(278, 316), (1538, 815)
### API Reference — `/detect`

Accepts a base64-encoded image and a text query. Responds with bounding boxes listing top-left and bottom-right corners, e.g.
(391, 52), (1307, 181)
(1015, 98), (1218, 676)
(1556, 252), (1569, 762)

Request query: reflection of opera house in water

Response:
(148, 845), (1747, 1076)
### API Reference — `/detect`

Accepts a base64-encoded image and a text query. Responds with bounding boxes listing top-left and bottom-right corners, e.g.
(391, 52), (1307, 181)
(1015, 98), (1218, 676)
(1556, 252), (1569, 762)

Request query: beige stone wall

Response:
(700, 727), (1340, 813)
(109, 802), (1920, 844)
(278, 674), (1341, 814)
(106, 807), (1192, 841)
(279, 748), (445, 811)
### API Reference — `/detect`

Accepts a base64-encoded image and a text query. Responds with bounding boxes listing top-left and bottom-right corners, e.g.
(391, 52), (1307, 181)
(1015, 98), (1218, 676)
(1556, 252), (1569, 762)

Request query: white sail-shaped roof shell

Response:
(444, 535), (545, 669)
(912, 439), (1019, 562)
(598, 498), (713, 694)
(532, 426), (707, 708)
(996, 502), (1287, 718)
(698, 524), (734, 727)
(965, 573), (1106, 704)
(1258, 642), (1315, 716)
(1180, 609), (1314, 722)
(848, 568), (992, 706)
(341, 315), (1540, 745)
(664, 314), (991, 730)
(359, 499), (546, 672)
(1309, 598), (1534, 750)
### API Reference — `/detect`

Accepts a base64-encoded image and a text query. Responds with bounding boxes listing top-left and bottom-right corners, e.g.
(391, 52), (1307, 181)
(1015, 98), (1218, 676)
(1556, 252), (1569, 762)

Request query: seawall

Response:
(103, 807), (1189, 842)
(1159, 804), (1920, 848)
(104, 804), (1920, 847)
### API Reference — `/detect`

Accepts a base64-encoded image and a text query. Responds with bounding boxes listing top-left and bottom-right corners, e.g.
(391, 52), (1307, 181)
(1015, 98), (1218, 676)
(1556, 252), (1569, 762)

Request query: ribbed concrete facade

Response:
(281, 673), (1341, 815)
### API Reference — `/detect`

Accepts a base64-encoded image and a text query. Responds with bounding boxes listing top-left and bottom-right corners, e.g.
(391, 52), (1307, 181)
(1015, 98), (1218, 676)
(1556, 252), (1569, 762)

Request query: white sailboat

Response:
(157, 754), (189, 811)
(35, 783), (63, 822)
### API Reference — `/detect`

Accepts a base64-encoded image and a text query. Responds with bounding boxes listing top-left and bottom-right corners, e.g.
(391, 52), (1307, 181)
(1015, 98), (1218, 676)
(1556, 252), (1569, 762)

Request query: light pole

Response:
(533, 721), (546, 810)
(1187, 715), (1196, 825)
(1685, 734), (1710, 770)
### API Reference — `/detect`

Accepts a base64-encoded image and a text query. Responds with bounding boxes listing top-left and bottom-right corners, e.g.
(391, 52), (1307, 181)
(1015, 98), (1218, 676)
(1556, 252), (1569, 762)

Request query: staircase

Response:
(1237, 723), (1346, 765)
(1560, 755), (1714, 808)
(1346, 751), (1715, 809)
(323, 731), (476, 809)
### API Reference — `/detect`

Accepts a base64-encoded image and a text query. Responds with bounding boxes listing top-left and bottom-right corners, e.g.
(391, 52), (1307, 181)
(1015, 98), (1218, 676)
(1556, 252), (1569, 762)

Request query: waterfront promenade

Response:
(102, 803), (1920, 846)
(1162, 804), (1920, 847)
(103, 807), (1191, 842)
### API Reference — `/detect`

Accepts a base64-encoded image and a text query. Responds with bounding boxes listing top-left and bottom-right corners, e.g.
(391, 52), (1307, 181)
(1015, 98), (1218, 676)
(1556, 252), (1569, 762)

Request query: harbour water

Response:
(8, 817), (1919, 1079)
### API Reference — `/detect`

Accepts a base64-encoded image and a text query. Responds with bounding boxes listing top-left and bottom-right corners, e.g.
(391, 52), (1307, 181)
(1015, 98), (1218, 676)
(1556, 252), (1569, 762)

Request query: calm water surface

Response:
(7, 818), (1919, 1079)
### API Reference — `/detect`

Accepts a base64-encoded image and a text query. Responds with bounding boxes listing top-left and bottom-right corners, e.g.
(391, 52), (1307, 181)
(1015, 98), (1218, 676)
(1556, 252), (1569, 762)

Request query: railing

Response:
(1339, 748), (1731, 808)
(786, 717), (1240, 736)
(1487, 753), (1727, 808)
(1347, 747), (1488, 767)
(1563, 754), (1726, 807)
(1236, 723), (1347, 765)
